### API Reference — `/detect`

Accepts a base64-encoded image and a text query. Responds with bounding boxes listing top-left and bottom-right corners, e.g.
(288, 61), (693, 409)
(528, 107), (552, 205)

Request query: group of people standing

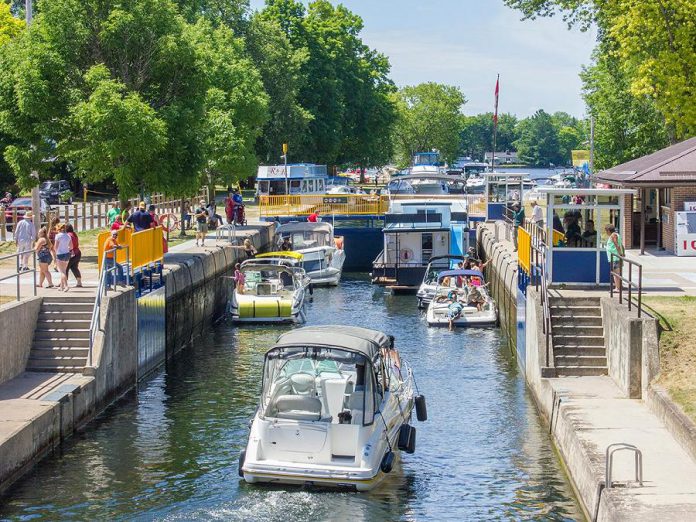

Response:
(14, 212), (82, 292)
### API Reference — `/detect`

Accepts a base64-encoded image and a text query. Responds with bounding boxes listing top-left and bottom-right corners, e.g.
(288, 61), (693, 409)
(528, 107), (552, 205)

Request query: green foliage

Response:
(392, 82), (466, 167)
(0, 0), (268, 197)
(514, 110), (562, 166)
(581, 43), (669, 170)
(0, 2), (23, 46)
(0, 1), (23, 193)
(460, 113), (517, 160)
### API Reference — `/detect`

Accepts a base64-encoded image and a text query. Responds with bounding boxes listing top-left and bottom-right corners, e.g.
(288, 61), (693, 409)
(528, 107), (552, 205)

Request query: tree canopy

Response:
(392, 82), (466, 167)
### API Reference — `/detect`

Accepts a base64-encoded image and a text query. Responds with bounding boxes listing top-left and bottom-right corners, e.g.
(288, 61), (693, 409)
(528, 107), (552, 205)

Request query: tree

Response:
(581, 43), (669, 170)
(460, 112), (517, 160)
(514, 110), (562, 166)
(392, 83), (466, 167)
(0, 0), (267, 198)
(0, 2), (23, 193)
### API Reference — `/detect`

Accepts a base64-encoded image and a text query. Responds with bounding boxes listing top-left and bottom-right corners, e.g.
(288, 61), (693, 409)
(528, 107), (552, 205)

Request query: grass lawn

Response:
(644, 296), (696, 423)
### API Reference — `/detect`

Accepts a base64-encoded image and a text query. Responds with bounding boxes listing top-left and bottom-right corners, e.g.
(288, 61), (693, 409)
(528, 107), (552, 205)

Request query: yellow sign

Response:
(571, 150), (590, 167)
(282, 143), (288, 154)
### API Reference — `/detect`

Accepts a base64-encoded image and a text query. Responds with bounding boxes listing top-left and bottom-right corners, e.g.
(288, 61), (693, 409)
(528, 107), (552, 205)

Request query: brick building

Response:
(594, 137), (696, 254)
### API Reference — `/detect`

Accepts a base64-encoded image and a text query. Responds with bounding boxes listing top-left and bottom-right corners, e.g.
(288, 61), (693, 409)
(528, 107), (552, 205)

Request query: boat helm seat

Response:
(273, 395), (322, 421)
(347, 389), (365, 425)
(290, 373), (315, 395)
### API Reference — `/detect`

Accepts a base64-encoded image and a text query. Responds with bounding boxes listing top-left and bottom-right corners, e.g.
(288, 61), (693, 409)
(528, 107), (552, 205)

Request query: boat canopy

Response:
(437, 269), (484, 282)
(277, 222), (333, 235)
(257, 251), (304, 260)
(269, 325), (389, 362)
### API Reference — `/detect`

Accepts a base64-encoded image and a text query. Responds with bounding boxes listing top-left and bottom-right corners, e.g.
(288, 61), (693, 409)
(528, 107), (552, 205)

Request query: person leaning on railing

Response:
(103, 229), (125, 287)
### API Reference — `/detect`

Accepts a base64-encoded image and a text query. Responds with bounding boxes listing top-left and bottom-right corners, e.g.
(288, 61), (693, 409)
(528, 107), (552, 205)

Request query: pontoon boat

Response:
(239, 326), (427, 491)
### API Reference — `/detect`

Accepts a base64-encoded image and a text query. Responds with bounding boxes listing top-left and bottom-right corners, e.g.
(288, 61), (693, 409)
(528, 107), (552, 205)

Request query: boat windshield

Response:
(281, 230), (331, 250)
(261, 347), (378, 426)
(241, 267), (297, 295)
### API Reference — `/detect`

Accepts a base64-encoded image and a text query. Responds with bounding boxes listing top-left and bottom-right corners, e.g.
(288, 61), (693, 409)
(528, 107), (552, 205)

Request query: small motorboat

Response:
(271, 222), (345, 286)
(227, 262), (311, 323)
(239, 325), (427, 491)
(426, 269), (498, 327)
(416, 254), (468, 308)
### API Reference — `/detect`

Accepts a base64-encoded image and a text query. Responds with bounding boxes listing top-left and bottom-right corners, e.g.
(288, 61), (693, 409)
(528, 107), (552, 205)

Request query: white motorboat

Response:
(273, 222), (345, 286)
(239, 325), (427, 491)
(466, 174), (485, 193)
(227, 262), (311, 323)
(426, 269), (498, 327)
(416, 255), (467, 308)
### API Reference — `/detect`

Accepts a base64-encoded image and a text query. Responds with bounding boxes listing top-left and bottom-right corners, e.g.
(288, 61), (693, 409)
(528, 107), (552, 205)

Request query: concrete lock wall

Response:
(601, 298), (660, 399)
(0, 297), (42, 386)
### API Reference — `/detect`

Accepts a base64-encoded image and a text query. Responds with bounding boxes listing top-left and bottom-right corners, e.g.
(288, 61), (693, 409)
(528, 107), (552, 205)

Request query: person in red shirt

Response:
(224, 194), (234, 225)
(110, 215), (124, 231)
(307, 210), (320, 223)
(65, 224), (83, 287)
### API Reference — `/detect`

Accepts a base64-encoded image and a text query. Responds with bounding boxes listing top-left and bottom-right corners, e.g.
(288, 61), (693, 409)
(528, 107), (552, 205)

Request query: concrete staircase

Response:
(549, 296), (607, 377)
(27, 295), (95, 372)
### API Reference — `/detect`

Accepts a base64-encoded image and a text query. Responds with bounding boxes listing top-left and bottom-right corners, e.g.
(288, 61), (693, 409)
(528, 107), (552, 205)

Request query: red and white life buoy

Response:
(399, 248), (414, 261)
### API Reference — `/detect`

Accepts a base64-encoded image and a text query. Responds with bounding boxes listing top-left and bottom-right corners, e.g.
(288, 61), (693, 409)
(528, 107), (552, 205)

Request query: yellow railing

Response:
(259, 194), (486, 217)
(97, 227), (164, 271)
(518, 226), (532, 274)
(552, 229), (566, 246)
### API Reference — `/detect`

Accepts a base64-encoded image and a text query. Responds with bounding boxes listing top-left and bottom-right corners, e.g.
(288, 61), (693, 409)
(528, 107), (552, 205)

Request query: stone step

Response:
(554, 346), (606, 357)
(555, 355), (607, 367)
(42, 295), (95, 304)
(555, 366), (608, 377)
(551, 315), (604, 327)
(549, 297), (601, 306)
(26, 356), (87, 370)
(41, 302), (94, 312)
(31, 347), (89, 358)
(550, 305), (601, 317)
(37, 319), (91, 328)
(33, 337), (90, 348)
(39, 311), (92, 321)
(25, 364), (86, 373)
(34, 328), (90, 339)
(553, 335), (605, 347)
(551, 325), (605, 336)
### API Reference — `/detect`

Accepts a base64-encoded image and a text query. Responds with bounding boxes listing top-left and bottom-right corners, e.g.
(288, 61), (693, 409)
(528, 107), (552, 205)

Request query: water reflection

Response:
(0, 274), (582, 521)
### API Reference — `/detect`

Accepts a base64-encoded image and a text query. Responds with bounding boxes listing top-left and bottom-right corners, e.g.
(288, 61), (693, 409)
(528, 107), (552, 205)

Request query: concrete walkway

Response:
(551, 375), (696, 520)
(625, 249), (696, 296)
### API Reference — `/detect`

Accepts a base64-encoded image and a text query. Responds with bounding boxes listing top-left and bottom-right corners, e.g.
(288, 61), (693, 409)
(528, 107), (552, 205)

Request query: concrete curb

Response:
(646, 385), (696, 465)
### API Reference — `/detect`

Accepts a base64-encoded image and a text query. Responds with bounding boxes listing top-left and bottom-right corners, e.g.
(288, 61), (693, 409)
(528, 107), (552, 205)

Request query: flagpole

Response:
(492, 74), (499, 171)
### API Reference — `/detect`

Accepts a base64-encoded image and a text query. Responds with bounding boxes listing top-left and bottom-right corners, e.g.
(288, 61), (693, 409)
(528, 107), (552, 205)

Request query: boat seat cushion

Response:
(273, 395), (322, 421)
(290, 373), (315, 395)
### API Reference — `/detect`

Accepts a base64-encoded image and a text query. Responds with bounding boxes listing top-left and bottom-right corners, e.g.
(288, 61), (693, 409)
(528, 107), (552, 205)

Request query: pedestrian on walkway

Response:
(48, 216), (60, 272)
(120, 202), (132, 223)
(224, 192), (234, 225)
(103, 229), (125, 287)
(195, 200), (208, 246)
(148, 204), (158, 228)
(511, 202), (525, 251)
(107, 202), (121, 225)
(65, 224), (83, 287)
(530, 200), (543, 228)
(111, 214), (124, 231)
(605, 224), (625, 290)
(53, 223), (72, 292)
(126, 201), (153, 232)
(14, 211), (36, 271)
(35, 227), (54, 288)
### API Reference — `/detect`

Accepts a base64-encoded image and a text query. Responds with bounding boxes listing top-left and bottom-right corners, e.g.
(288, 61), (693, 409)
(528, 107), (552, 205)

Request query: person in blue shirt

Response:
(126, 202), (154, 231)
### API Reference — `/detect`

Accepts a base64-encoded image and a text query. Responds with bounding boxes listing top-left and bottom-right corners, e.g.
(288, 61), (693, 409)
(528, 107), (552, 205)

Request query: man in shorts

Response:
(195, 200), (208, 246)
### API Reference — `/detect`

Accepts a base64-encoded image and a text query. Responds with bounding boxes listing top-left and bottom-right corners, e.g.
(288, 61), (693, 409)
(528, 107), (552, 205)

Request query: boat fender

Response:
(308, 284), (314, 295)
(415, 394), (428, 422)
(398, 424), (416, 454)
(380, 450), (395, 473)
(238, 449), (246, 478)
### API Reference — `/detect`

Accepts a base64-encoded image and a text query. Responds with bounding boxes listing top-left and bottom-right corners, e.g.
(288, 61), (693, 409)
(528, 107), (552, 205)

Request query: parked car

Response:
(40, 180), (72, 204)
(3, 197), (48, 231)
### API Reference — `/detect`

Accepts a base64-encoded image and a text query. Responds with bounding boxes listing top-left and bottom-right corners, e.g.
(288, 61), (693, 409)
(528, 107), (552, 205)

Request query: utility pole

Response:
(282, 143), (289, 196)
(26, 0), (41, 235)
(589, 115), (595, 174)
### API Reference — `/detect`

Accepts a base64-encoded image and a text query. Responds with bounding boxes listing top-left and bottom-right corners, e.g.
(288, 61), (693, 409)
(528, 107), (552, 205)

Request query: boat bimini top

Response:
(269, 325), (389, 363)
(277, 222), (334, 235)
(437, 269), (484, 283)
(256, 251), (304, 261)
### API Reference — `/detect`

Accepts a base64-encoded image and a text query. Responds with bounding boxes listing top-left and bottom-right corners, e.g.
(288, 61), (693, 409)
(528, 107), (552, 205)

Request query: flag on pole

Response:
(493, 74), (500, 125)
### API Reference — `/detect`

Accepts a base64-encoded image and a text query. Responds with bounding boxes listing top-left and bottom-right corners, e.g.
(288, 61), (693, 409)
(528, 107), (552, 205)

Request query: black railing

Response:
(609, 253), (643, 318)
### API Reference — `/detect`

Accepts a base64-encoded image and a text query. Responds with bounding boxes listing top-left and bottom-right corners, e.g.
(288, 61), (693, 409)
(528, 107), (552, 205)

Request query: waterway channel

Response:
(0, 275), (582, 521)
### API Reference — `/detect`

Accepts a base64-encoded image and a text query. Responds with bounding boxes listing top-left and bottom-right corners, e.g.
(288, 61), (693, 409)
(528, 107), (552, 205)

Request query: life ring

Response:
(399, 248), (414, 261)
(158, 213), (178, 232)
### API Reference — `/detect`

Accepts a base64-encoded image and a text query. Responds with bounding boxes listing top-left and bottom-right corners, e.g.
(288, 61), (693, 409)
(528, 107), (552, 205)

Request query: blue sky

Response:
(248, 0), (597, 118)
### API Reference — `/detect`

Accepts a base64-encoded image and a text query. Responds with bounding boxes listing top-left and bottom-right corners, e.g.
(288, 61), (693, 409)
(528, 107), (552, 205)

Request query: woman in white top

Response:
(52, 223), (73, 292)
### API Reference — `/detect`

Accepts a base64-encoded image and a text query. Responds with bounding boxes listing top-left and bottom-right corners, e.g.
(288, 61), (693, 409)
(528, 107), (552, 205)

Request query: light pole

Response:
(26, 0), (41, 235)
(282, 143), (288, 196)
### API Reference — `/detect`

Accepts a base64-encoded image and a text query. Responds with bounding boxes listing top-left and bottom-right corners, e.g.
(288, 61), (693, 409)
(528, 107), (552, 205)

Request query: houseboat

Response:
(256, 163), (328, 197)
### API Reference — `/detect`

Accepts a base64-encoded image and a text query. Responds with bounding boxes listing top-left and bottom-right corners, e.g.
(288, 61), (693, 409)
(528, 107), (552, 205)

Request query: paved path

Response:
(551, 376), (696, 520)
(626, 249), (696, 296)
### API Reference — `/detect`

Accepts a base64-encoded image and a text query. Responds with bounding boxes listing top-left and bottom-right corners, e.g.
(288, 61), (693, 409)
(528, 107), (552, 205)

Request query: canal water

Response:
(0, 275), (582, 521)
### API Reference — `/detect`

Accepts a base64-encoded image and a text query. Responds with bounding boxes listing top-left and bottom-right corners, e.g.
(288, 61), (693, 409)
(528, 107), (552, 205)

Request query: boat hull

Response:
(426, 305), (498, 327)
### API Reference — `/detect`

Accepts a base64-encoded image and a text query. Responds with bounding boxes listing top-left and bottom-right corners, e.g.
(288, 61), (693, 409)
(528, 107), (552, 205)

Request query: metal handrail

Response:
(609, 253), (643, 318)
(215, 223), (238, 244)
(88, 245), (130, 367)
(605, 443), (643, 488)
(0, 249), (37, 302)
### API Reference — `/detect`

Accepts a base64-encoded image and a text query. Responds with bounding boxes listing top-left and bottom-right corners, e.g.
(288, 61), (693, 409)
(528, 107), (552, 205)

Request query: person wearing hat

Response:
(103, 229), (125, 287)
(511, 202), (525, 251)
(126, 201), (153, 232)
(14, 210), (36, 271)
